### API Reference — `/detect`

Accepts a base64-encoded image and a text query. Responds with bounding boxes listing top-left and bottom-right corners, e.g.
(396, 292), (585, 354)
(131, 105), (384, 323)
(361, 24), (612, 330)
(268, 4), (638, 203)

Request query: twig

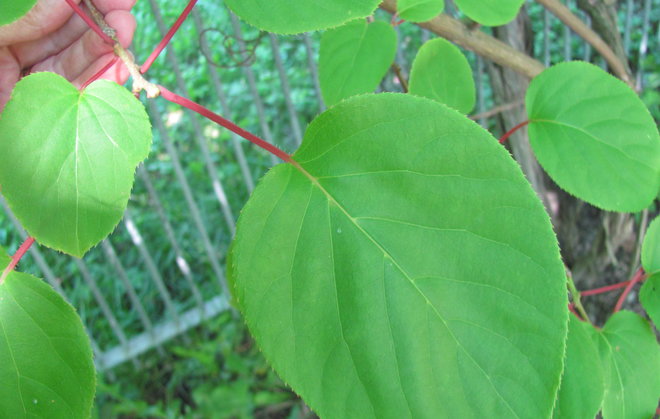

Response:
(567, 271), (592, 324)
(69, 0), (160, 97)
(534, 0), (633, 85)
(628, 209), (649, 279)
(391, 63), (409, 92)
(470, 99), (524, 121)
(379, 0), (546, 79)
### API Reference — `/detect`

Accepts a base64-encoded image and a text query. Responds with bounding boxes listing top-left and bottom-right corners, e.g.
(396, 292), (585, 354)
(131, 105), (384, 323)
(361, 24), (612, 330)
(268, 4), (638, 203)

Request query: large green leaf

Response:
(0, 72), (152, 257)
(592, 311), (660, 419)
(231, 93), (568, 418)
(0, 0), (37, 26)
(552, 315), (604, 419)
(642, 216), (660, 274)
(452, 0), (524, 26)
(640, 273), (660, 330)
(320, 20), (397, 107)
(224, 0), (380, 34)
(526, 62), (660, 212)
(408, 38), (476, 114)
(0, 247), (9, 269)
(397, 0), (444, 23)
(0, 270), (95, 418)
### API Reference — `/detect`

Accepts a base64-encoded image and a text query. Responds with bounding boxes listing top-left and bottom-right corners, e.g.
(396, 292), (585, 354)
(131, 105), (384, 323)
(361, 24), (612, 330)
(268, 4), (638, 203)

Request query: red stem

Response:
(0, 237), (35, 284)
(567, 303), (580, 319)
(140, 0), (198, 74)
(613, 268), (646, 312)
(581, 280), (632, 297)
(158, 86), (292, 163)
(64, 0), (114, 45)
(82, 56), (119, 89)
(499, 120), (530, 144)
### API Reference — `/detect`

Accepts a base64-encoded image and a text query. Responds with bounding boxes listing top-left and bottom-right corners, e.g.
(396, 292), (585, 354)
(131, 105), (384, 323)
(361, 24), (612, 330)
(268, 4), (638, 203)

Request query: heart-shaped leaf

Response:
(592, 311), (660, 419)
(320, 20), (397, 107)
(552, 315), (604, 419)
(526, 62), (660, 212)
(224, 0), (380, 34)
(231, 93), (568, 418)
(0, 0), (37, 26)
(408, 38), (476, 113)
(397, 0), (444, 23)
(0, 253), (95, 418)
(640, 273), (660, 329)
(0, 72), (152, 257)
(453, 0), (524, 26)
(642, 216), (660, 274)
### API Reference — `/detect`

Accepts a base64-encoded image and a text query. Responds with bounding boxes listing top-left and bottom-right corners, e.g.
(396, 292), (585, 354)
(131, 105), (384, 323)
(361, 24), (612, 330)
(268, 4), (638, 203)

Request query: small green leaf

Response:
(642, 216), (660, 274)
(640, 273), (660, 329)
(453, 0), (524, 26)
(526, 62), (660, 212)
(0, 271), (95, 418)
(320, 20), (397, 107)
(232, 93), (568, 418)
(397, 0), (444, 23)
(224, 0), (380, 34)
(593, 311), (660, 419)
(0, 72), (152, 257)
(408, 38), (476, 114)
(553, 315), (604, 419)
(0, 0), (37, 26)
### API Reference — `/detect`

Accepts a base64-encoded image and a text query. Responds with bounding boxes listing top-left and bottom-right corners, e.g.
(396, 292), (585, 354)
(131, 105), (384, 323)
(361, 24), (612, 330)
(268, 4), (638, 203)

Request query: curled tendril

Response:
(199, 27), (266, 68)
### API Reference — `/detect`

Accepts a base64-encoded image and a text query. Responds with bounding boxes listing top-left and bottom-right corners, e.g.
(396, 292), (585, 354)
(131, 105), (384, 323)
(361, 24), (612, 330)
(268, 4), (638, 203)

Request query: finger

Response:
(10, 0), (136, 69)
(0, 48), (21, 111)
(72, 53), (130, 88)
(30, 10), (136, 82)
(0, 0), (80, 46)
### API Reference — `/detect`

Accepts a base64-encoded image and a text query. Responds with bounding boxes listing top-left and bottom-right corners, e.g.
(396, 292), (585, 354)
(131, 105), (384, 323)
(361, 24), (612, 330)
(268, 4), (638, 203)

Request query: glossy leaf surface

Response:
(552, 315), (604, 419)
(397, 0), (444, 22)
(526, 62), (660, 212)
(224, 0), (380, 34)
(0, 268), (95, 418)
(408, 38), (475, 113)
(320, 20), (397, 107)
(0, 72), (152, 257)
(593, 311), (660, 419)
(642, 216), (660, 274)
(453, 0), (524, 26)
(0, 0), (37, 26)
(640, 273), (660, 329)
(232, 94), (568, 418)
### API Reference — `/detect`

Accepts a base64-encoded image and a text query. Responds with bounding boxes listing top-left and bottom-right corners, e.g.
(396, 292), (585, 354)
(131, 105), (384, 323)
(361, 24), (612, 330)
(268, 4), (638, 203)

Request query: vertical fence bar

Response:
(100, 239), (165, 355)
(303, 34), (326, 112)
(136, 166), (206, 313)
(269, 34), (304, 147)
(146, 100), (228, 295)
(623, 0), (634, 54)
(146, 0), (237, 236)
(636, 0), (652, 90)
(229, 12), (280, 164)
(192, 9), (255, 194)
(123, 209), (180, 326)
(543, 8), (551, 66)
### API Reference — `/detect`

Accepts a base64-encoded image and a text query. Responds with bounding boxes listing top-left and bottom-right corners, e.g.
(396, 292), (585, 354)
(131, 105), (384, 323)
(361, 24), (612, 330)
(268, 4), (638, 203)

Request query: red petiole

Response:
(141, 0), (199, 74)
(63, 0), (114, 45)
(613, 268), (646, 313)
(0, 237), (35, 284)
(499, 120), (530, 144)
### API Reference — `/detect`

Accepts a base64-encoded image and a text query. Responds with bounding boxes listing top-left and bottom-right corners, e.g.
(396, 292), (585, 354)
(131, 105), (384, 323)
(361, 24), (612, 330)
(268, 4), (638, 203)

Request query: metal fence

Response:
(0, 0), (657, 371)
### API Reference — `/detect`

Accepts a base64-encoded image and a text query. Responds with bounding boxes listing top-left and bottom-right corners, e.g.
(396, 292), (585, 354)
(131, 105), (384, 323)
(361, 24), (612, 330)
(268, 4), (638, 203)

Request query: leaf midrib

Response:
(291, 160), (522, 418)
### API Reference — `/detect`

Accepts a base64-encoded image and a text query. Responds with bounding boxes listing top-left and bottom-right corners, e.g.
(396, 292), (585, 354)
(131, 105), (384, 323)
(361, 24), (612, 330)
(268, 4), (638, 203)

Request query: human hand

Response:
(0, 0), (136, 110)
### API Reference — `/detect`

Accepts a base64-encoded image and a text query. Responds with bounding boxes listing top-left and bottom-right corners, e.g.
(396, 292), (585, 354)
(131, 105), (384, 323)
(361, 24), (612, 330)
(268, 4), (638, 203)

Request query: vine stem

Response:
(140, 0), (199, 74)
(63, 0), (114, 44)
(0, 237), (35, 284)
(498, 120), (530, 144)
(159, 86), (292, 163)
(567, 271), (592, 323)
(613, 268), (646, 312)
